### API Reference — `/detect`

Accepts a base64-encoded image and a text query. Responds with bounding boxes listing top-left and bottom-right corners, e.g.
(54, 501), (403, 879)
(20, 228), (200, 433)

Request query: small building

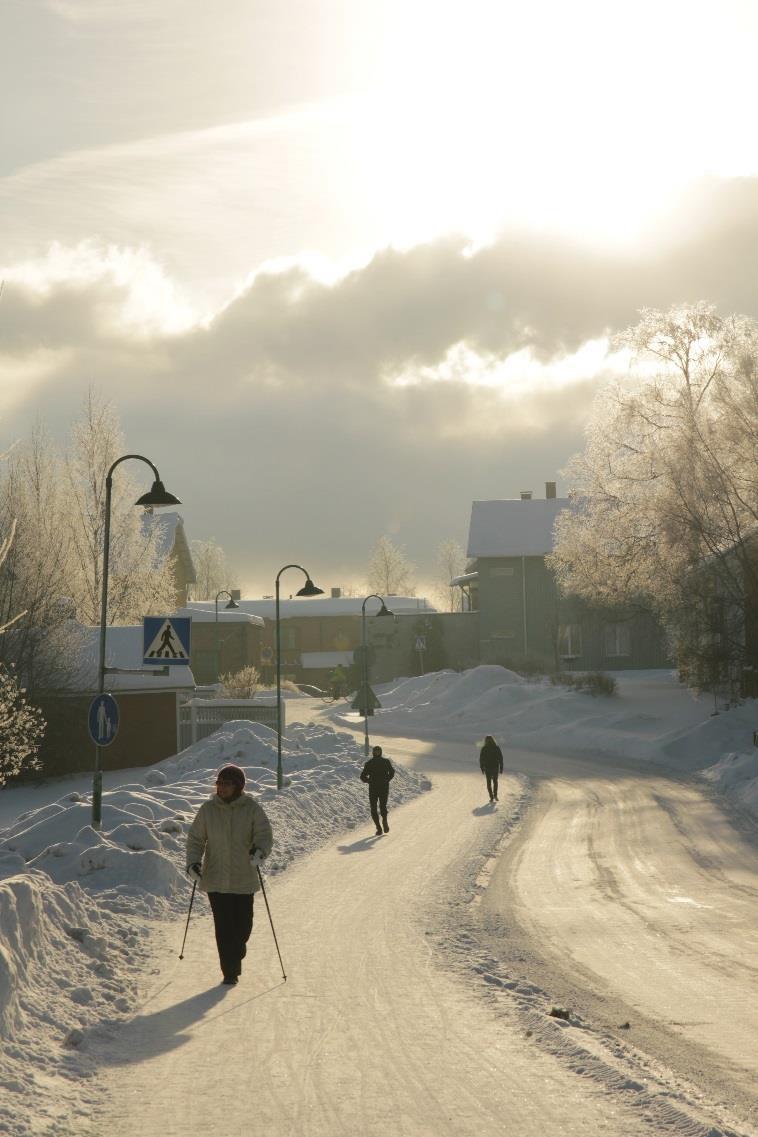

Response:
(37, 623), (196, 777)
(171, 606), (265, 686)
(183, 594), (441, 687)
(454, 484), (669, 672)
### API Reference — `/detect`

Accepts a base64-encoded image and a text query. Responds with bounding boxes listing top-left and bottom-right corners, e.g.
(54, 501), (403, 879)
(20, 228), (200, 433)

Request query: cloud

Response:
(4, 176), (758, 591)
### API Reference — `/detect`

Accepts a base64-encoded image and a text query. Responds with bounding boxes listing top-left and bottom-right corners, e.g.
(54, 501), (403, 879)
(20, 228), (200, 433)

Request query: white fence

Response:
(178, 698), (282, 750)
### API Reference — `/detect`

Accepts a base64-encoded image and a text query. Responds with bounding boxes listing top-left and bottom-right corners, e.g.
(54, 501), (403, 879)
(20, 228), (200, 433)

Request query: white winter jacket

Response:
(186, 792), (274, 894)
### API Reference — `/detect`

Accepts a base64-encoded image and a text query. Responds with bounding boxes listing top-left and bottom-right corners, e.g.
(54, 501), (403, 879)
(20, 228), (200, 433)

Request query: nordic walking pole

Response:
(257, 867), (287, 981)
(179, 881), (197, 959)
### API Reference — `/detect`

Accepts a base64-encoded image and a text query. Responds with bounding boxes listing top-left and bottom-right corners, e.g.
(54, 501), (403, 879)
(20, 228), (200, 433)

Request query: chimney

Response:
(331, 587), (342, 599)
(520, 491), (532, 501)
(545, 481), (556, 499)
(230, 589), (241, 601)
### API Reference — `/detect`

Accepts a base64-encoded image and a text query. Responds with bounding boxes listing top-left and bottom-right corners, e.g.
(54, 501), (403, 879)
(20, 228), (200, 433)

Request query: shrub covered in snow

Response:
(0, 664), (44, 787)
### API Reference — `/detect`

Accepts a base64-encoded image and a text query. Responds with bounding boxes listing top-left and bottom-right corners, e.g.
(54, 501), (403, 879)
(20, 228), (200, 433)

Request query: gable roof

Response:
(467, 498), (573, 558)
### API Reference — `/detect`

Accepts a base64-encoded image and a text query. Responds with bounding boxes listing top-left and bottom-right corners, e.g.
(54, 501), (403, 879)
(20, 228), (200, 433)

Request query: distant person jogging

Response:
(360, 745), (395, 835)
(479, 735), (504, 802)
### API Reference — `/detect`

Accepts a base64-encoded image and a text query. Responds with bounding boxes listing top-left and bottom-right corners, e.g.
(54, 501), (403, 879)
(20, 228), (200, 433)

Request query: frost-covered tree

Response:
(190, 537), (238, 600)
(0, 425), (82, 691)
(432, 538), (467, 612)
(0, 450), (46, 781)
(63, 390), (176, 624)
(367, 535), (416, 596)
(0, 663), (44, 785)
(549, 303), (758, 692)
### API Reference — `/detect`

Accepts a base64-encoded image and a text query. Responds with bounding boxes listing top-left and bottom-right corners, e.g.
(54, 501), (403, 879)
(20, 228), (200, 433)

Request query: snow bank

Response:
(334, 665), (758, 820)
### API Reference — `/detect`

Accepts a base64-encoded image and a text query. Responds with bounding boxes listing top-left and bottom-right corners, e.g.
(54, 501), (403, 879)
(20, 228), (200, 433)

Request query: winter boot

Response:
(382, 816), (389, 833)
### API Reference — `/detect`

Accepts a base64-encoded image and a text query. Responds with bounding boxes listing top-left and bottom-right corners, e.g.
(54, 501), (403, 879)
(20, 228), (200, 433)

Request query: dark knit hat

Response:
(216, 764), (245, 788)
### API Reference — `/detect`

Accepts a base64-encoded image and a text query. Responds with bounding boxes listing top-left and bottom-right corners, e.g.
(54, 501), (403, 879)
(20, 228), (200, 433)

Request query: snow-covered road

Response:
(88, 732), (758, 1137)
(481, 749), (758, 1128)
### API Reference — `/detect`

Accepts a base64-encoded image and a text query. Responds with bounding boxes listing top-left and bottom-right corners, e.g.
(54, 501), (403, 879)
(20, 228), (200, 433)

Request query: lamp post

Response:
(93, 455), (180, 828)
(275, 565), (323, 790)
(360, 594), (393, 757)
(214, 590), (239, 681)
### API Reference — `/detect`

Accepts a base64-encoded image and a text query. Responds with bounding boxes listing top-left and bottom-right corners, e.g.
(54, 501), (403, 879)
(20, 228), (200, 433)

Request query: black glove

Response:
(187, 863), (202, 883)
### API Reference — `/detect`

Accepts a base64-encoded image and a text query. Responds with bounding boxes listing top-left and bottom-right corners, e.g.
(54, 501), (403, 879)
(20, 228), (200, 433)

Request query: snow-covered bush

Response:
(0, 664), (44, 786)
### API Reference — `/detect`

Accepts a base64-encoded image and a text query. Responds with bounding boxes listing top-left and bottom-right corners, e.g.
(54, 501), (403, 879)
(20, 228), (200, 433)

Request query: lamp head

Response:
(225, 597), (239, 609)
(296, 578), (324, 597)
(377, 602), (394, 617)
(136, 479), (181, 507)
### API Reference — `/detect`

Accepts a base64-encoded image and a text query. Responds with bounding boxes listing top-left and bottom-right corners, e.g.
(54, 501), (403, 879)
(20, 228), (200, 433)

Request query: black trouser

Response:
(484, 770), (499, 799)
(208, 892), (254, 980)
(369, 784), (389, 827)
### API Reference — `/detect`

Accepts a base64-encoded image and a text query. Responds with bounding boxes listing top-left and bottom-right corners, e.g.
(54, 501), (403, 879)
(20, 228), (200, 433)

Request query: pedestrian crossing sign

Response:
(143, 616), (191, 666)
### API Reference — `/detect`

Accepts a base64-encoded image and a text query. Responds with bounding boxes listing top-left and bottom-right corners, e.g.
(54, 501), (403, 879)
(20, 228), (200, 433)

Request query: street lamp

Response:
(93, 455), (180, 828)
(214, 590), (239, 681)
(360, 594), (394, 757)
(275, 564), (323, 790)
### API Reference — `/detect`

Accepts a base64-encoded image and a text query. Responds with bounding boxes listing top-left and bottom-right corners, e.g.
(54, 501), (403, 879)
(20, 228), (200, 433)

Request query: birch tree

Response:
(433, 538), (467, 612)
(549, 302), (758, 690)
(0, 446), (46, 782)
(190, 537), (238, 600)
(0, 426), (79, 691)
(63, 390), (176, 624)
(368, 535), (416, 596)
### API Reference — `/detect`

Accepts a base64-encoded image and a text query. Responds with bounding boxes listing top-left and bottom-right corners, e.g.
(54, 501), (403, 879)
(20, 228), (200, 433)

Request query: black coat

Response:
(360, 756), (395, 786)
(479, 741), (503, 774)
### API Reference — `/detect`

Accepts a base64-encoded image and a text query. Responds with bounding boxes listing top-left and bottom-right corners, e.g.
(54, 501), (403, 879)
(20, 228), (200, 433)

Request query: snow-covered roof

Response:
(185, 596), (436, 620)
(301, 651), (354, 670)
(467, 498), (573, 558)
(65, 624), (196, 692)
(173, 607), (264, 627)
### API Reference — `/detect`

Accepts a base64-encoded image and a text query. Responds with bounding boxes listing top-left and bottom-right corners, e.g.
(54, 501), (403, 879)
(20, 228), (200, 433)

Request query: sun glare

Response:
(353, 0), (758, 250)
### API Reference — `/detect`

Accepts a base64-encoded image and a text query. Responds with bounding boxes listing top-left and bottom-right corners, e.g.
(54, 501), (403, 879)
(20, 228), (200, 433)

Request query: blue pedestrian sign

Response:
(143, 616), (191, 666)
(88, 693), (119, 747)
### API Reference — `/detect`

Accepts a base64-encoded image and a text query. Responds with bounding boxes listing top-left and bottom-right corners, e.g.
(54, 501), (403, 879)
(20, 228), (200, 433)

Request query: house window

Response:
(558, 624), (582, 658)
(490, 567), (515, 577)
(281, 627), (298, 650)
(706, 598), (725, 644)
(604, 622), (631, 657)
(492, 629), (515, 639)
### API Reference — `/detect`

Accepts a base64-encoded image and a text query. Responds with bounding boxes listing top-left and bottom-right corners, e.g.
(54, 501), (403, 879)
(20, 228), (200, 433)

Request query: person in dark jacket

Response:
(479, 735), (504, 802)
(360, 745), (395, 835)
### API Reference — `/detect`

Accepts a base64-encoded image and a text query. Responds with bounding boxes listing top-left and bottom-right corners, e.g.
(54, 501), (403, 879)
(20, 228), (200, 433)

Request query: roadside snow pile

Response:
(0, 718), (429, 1136)
(700, 749), (758, 815)
(333, 666), (758, 819)
(0, 869), (149, 1135)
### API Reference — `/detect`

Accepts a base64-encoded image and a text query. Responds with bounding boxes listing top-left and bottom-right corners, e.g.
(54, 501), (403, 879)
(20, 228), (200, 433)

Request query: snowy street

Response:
(3, 670), (758, 1136)
(481, 749), (758, 1129)
(91, 730), (758, 1137)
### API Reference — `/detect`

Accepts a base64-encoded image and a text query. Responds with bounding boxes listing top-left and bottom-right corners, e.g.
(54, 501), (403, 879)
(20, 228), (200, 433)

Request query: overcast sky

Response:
(4, 0), (758, 598)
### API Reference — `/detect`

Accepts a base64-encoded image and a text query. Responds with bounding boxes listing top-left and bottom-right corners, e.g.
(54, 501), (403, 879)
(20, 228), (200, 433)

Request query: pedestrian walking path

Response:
(92, 737), (650, 1137)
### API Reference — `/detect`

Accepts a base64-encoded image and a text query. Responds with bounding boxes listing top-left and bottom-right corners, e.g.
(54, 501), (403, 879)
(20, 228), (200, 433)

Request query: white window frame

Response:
(558, 624), (582, 659)
(604, 622), (631, 657)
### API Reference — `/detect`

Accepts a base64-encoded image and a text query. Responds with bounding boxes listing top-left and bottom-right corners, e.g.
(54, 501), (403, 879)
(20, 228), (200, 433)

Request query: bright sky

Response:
(3, 0), (758, 593)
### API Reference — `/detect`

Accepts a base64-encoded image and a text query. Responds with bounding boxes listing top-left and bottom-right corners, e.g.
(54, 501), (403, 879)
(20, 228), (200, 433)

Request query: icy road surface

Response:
(92, 735), (757, 1137)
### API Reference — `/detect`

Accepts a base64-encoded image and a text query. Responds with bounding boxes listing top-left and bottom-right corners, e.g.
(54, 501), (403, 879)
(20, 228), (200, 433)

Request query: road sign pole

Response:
(88, 693), (120, 829)
(92, 756), (103, 829)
